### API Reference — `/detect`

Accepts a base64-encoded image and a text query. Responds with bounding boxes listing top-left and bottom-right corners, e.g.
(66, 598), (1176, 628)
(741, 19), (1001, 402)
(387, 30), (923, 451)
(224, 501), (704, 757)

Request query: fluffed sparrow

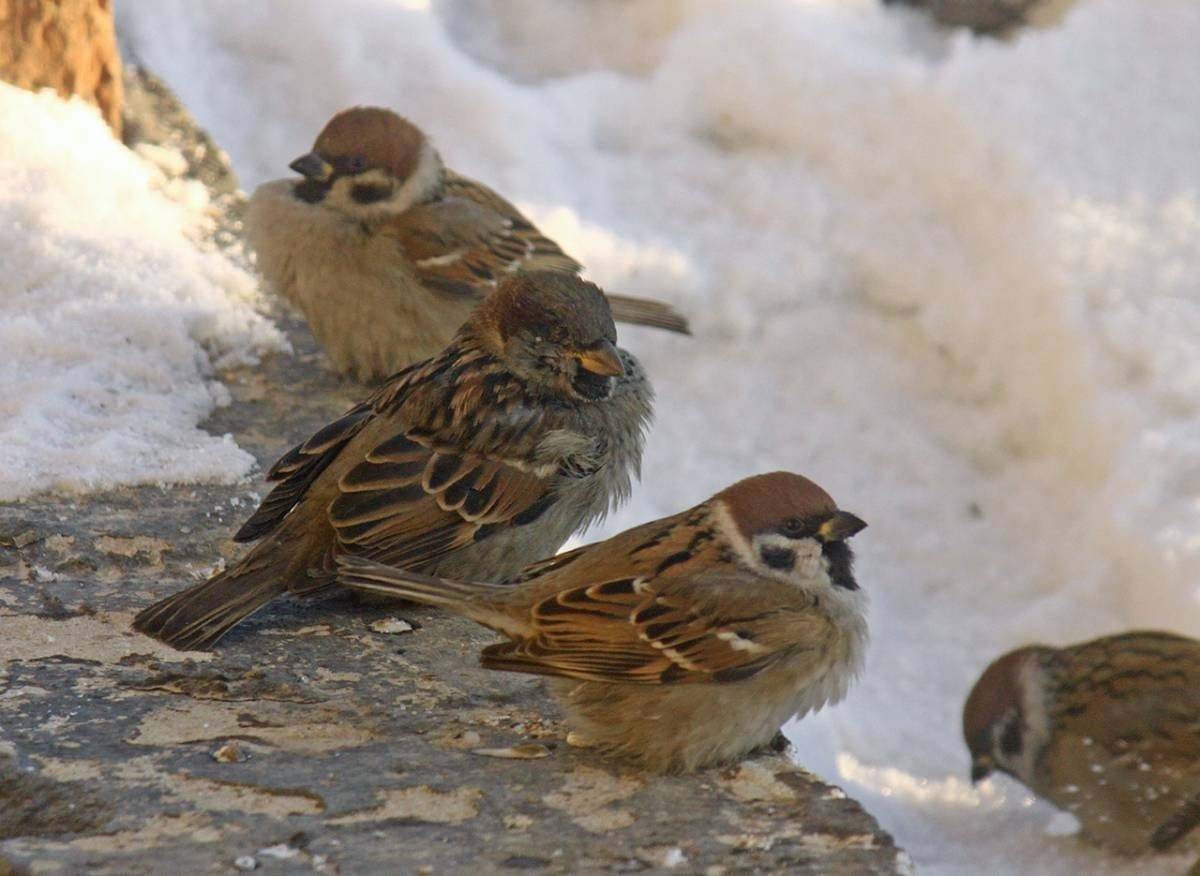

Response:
(964, 630), (1200, 855)
(337, 471), (868, 773)
(245, 105), (689, 382)
(133, 272), (652, 650)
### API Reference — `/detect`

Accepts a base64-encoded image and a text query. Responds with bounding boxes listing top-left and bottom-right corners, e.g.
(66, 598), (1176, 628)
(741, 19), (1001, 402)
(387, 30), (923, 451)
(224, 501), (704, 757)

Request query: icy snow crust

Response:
(0, 85), (286, 500)
(112, 0), (1200, 871)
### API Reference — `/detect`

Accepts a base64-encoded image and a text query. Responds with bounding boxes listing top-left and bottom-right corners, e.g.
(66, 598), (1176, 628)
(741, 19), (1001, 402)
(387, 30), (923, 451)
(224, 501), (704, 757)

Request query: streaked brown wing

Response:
(233, 356), (438, 544)
(413, 172), (690, 334)
(1055, 633), (1200, 759)
(329, 430), (554, 570)
(391, 180), (579, 300)
(481, 574), (822, 685)
(234, 401), (375, 543)
(443, 171), (582, 273)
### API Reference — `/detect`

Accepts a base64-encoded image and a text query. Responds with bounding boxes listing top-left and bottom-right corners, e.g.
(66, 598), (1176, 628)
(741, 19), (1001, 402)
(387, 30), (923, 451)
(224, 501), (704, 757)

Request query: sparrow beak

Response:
(817, 511), (867, 542)
(574, 340), (624, 377)
(289, 152), (334, 182)
(970, 758), (994, 784)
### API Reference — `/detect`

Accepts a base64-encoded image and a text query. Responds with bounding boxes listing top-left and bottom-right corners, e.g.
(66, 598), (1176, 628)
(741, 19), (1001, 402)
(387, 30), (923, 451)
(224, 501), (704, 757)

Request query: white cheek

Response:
(794, 539), (823, 579)
(325, 178), (360, 209)
(754, 533), (822, 581)
(324, 172), (401, 218)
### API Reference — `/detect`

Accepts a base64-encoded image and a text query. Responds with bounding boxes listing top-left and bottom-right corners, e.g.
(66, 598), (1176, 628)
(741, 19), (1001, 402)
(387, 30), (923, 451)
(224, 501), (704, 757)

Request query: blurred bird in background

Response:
(247, 106), (689, 382)
(964, 630), (1200, 857)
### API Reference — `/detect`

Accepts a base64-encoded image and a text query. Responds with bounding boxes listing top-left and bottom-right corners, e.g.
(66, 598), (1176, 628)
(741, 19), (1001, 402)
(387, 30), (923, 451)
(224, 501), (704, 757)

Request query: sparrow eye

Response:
(348, 156), (367, 173)
(778, 517), (806, 538)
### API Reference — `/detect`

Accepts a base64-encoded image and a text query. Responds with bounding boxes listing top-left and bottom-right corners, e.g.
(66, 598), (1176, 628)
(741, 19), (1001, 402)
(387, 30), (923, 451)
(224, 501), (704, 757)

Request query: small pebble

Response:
(258, 843), (300, 860)
(233, 856), (258, 871)
(211, 742), (247, 763)
(369, 617), (414, 634)
(662, 848), (687, 868)
(472, 744), (551, 760)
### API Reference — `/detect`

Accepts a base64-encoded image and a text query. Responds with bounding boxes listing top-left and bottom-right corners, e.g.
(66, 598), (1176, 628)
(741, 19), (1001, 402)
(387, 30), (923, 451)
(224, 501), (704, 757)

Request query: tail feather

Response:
(605, 294), (691, 336)
(335, 556), (498, 608)
(132, 558), (288, 651)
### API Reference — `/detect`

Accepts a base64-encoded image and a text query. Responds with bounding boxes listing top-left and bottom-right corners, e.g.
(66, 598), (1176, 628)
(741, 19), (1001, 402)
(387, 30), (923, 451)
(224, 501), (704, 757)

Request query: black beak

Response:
(817, 511), (867, 542)
(289, 152), (333, 182)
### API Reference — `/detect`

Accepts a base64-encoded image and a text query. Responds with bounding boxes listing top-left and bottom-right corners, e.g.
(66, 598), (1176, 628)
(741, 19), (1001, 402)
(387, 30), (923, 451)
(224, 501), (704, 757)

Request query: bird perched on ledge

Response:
(133, 272), (652, 650)
(964, 630), (1200, 856)
(338, 471), (868, 773)
(246, 105), (689, 382)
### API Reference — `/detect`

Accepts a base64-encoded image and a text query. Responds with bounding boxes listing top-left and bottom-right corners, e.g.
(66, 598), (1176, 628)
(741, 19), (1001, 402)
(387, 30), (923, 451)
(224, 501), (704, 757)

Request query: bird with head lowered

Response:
(133, 272), (653, 650)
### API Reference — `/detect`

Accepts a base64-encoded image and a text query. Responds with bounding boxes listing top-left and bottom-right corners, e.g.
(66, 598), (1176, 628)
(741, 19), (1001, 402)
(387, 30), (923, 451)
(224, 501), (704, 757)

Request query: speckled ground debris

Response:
(0, 67), (905, 876)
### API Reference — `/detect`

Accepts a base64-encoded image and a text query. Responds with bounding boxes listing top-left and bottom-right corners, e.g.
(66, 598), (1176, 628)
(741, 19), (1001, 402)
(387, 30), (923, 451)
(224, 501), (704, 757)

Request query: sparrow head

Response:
(289, 106), (443, 220)
(714, 472), (867, 592)
(962, 645), (1050, 786)
(470, 272), (623, 403)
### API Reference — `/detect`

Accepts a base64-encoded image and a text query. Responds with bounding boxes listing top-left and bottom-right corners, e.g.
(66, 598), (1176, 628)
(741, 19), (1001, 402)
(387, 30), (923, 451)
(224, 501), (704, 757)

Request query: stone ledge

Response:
(0, 66), (904, 876)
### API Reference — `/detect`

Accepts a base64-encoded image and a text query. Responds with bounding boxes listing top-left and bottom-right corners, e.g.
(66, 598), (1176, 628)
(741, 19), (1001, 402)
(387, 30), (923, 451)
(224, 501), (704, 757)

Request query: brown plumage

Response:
(132, 273), (652, 650)
(964, 631), (1200, 855)
(337, 471), (869, 772)
(246, 106), (689, 382)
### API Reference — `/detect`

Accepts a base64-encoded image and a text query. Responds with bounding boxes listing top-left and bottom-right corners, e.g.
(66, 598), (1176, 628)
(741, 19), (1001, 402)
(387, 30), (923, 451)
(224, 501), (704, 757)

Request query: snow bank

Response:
(0, 84), (286, 501)
(116, 0), (1199, 871)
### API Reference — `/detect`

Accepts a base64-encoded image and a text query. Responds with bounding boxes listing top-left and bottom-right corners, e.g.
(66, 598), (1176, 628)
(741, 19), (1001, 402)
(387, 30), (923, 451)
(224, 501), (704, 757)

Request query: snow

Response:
(0, 84), (286, 501)
(95, 0), (1200, 870)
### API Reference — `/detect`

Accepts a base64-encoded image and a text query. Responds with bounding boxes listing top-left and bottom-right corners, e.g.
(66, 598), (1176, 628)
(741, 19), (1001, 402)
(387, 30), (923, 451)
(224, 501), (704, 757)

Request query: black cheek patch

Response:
(351, 184), (393, 205)
(759, 546), (796, 570)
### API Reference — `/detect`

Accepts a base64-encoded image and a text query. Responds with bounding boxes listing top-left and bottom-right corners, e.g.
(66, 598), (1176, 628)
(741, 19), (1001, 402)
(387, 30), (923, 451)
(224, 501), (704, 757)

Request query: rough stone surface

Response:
(882, 0), (1078, 36)
(0, 0), (123, 135)
(0, 69), (905, 876)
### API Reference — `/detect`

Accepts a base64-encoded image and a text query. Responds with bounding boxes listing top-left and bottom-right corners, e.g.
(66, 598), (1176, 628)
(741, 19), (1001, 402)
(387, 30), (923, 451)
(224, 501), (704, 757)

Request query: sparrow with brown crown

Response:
(246, 106), (689, 382)
(337, 471), (868, 773)
(133, 272), (652, 650)
(964, 630), (1200, 856)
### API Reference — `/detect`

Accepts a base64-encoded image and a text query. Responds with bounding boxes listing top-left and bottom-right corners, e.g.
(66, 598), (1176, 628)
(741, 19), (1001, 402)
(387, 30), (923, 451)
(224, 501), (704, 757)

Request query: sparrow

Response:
(133, 272), (653, 650)
(964, 630), (1200, 855)
(245, 105), (689, 382)
(336, 471), (869, 773)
